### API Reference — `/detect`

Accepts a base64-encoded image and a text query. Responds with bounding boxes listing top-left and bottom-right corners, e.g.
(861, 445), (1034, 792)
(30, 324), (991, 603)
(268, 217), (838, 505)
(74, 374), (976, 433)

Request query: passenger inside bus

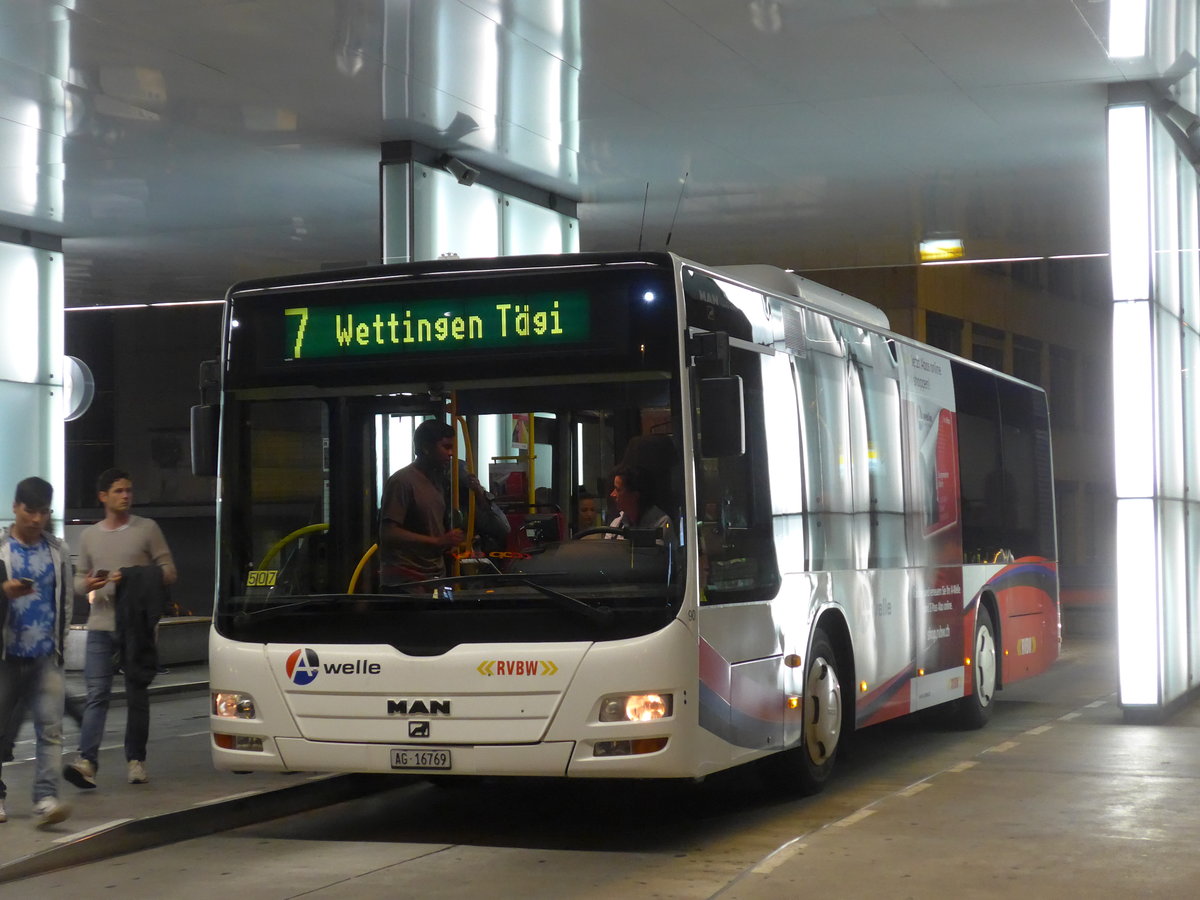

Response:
(575, 491), (600, 534)
(378, 419), (508, 583)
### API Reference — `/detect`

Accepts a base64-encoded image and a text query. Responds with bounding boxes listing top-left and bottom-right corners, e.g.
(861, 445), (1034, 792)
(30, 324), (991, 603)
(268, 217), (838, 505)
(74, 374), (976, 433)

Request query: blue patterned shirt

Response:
(5, 534), (56, 658)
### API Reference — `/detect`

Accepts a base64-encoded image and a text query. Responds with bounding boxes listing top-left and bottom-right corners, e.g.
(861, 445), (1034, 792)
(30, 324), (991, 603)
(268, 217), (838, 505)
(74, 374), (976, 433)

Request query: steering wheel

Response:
(573, 526), (625, 539)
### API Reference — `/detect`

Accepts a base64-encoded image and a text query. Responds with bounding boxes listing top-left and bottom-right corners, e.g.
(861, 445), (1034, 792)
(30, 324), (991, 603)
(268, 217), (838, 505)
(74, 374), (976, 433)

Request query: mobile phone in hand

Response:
(94, 569), (110, 578)
(18, 577), (33, 587)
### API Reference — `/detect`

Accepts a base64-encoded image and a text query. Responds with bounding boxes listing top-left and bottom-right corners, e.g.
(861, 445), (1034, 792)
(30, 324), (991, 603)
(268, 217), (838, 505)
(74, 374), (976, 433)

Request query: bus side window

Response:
(850, 331), (907, 569)
(954, 364), (1052, 562)
(797, 328), (853, 571)
(695, 346), (781, 603)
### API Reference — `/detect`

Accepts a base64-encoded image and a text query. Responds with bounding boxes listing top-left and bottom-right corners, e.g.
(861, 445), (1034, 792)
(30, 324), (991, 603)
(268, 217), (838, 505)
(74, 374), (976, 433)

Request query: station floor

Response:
(2, 608), (1200, 896)
(0, 662), (389, 884)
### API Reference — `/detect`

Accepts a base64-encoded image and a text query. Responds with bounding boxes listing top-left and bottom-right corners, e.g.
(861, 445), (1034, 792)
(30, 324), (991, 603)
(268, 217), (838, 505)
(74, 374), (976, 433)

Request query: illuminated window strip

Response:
(1116, 497), (1159, 706)
(1112, 300), (1156, 499)
(1109, 105), (1152, 301)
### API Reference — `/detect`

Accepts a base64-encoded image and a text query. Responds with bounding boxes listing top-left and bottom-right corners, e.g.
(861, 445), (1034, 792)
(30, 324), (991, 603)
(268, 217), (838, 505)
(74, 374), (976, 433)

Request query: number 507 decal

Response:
(246, 570), (278, 587)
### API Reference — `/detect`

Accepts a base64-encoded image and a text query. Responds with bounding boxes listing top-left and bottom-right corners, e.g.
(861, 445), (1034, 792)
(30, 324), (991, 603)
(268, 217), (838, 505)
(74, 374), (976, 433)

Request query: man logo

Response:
(285, 648), (320, 685)
(409, 721), (430, 738)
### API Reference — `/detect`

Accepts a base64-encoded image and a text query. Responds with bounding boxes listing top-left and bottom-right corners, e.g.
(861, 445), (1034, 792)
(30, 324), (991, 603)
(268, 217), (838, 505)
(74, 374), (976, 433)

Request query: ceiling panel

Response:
(0, 0), (1176, 306)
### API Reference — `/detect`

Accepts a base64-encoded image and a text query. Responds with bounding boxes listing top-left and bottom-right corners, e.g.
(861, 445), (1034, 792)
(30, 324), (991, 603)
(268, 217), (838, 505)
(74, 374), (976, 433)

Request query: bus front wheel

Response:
(954, 604), (997, 729)
(768, 627), (843, 794)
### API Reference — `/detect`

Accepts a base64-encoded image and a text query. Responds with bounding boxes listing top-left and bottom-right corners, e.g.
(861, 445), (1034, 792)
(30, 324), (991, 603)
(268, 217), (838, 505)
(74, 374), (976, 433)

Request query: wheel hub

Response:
(805, 656), (842, 764)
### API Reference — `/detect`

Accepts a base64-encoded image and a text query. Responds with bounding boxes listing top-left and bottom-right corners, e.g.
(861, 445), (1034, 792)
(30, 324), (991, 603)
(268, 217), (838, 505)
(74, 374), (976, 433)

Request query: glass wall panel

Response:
(1155, 307), (1184, 499)
(0, 379), (49, 501)
(1190, 498), (1200, 690)
(1110, 11), (1200, 711)
(502, 194), (573, 255)
(412, 162), (500, 261)
(1152, 123), (1181, 316)
(1185, 327), (1200, 498)
(1180, 159), (1199, 326)
(0, 243), (42, 382)
(0, 242), (62, 533)
(381, 161), (411, 264)
(1159, 499), (1187, 699)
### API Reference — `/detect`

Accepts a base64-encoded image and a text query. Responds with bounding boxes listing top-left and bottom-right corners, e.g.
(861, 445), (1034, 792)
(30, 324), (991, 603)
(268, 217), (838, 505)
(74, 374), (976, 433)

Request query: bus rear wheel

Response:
(954, 604), (996, 729)
(768, 627), (843, 795)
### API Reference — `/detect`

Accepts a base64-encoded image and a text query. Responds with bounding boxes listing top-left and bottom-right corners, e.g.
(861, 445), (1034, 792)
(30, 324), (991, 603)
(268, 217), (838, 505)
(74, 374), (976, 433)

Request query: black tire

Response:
(766, 626), (844, 795)
(954, 604), (997, 729)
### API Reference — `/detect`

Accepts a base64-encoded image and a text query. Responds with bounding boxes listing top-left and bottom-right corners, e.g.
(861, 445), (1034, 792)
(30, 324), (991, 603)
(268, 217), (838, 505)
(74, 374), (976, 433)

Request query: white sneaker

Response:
(0, 798), (7, 823)
(34, 796), (70, 827)
(64, 756), (97, 790)
(127, 759), (148, 784)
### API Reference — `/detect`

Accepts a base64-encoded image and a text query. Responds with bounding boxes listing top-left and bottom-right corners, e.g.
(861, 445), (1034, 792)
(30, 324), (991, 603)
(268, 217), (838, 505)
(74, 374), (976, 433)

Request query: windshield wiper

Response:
(384, 573), (615, 624)
(235, 575), (616, 626)
(514, 576), (614, 625)
(232, 593), (360, 622)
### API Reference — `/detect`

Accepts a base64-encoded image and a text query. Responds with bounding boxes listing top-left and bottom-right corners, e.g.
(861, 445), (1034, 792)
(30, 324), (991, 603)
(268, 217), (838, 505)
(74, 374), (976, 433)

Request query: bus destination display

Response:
(283, 291), (590, 361)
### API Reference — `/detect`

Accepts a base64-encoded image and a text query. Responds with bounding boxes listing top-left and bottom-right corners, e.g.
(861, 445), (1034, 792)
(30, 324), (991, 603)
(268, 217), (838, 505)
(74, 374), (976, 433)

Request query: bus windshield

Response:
(217, 363), (686, 653)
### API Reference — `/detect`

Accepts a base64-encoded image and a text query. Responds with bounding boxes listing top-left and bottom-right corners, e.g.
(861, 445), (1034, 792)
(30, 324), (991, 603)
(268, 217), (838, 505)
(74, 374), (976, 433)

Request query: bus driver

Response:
(607, 464), (671, 535)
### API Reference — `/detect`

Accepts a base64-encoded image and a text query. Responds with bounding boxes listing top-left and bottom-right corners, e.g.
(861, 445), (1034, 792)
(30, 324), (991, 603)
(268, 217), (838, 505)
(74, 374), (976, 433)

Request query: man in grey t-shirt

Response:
(378, 419), (508, 583)
(379, 420), (465, 583)
(63, 468), (175, 790)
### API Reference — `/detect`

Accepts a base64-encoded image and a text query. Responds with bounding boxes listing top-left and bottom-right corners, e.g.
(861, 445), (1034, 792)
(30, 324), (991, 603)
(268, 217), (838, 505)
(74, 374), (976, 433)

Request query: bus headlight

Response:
(599, 693), (672, 722)
(212, 691), (257, 719)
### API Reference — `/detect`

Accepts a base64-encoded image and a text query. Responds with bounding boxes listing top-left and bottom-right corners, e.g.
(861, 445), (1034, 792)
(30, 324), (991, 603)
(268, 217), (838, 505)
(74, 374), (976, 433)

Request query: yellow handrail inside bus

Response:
(347, 543), (378, 594)
(453, 410), (478, 573)
(525, 412), (536, 512)
(257, 523), (329, 570)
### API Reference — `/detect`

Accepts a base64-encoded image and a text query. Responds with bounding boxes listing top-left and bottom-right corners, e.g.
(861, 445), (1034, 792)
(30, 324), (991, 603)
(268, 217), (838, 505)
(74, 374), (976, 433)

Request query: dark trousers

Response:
(77, 630), (150, 766)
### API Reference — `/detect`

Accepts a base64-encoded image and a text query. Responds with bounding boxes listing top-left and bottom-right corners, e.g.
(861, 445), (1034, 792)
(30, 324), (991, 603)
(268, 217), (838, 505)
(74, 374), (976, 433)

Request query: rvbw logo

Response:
(285, 648), (321, 685)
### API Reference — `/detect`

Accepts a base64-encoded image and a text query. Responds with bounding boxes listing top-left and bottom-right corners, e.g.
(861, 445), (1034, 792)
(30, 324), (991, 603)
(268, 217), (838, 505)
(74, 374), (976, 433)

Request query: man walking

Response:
(65, 468), (176, 789)
(0, 476), (73, 826)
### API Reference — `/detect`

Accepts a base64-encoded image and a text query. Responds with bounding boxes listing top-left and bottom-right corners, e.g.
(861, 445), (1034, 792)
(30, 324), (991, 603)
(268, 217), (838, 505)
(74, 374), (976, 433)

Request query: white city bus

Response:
(198, 251), (1059, 793)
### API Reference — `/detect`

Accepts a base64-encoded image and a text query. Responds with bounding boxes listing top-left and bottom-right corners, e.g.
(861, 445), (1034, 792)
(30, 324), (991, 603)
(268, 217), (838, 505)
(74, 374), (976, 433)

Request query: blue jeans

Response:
(77, 630), (150, 766)
(0, 654), (66, 802)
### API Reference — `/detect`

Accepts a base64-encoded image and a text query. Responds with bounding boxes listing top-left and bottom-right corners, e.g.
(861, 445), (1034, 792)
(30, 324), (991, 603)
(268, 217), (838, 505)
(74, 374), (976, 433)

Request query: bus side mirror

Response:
(191, 404), (219, 477)
(699, 376), (745, 458)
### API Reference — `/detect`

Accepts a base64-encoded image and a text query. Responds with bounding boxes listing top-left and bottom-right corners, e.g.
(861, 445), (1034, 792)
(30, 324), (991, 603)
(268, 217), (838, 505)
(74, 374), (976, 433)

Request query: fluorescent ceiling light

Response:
(66, 303), (148, 311)
(922, 255), (1041, 267)
(918, 238), (963, 262)
(67, 299), (223, 312)
(149, 299), (224, 307)
(1108, 0), (1149, 59)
